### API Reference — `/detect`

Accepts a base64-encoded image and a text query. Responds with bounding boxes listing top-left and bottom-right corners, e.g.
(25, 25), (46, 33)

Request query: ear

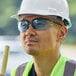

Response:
(57, 26), (68, 41)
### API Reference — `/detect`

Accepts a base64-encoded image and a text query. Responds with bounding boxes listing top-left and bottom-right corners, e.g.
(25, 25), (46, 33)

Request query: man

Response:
(10, 0), (76, 76)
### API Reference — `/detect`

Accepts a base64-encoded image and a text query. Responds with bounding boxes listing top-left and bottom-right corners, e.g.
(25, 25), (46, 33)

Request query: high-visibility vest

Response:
(11, 57), (76, 76)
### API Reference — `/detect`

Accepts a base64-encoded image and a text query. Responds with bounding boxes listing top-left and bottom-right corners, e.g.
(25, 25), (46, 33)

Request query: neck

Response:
(32, 53), (60, 76)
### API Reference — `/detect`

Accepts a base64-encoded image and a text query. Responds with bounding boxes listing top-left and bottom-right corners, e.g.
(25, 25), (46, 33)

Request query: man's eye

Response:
(34, 20), (44, 25)
(21, 21), (28, 28)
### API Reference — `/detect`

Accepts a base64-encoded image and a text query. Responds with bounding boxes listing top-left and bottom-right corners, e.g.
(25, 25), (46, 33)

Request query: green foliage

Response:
(0, 0), (21, 34)
(63, 36), (76, 44)
(68, 0), (76, 15)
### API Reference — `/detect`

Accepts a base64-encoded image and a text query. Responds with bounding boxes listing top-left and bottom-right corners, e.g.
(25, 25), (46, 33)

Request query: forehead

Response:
(18, 14), (64, 26)
(18, 14), (58, 20)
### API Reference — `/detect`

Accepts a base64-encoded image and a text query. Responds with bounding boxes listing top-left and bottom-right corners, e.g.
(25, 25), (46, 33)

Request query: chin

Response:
(25, 48), (39, 56)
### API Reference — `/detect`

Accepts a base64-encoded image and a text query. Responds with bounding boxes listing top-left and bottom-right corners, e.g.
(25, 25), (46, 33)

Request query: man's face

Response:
(19, 15), (66, 56)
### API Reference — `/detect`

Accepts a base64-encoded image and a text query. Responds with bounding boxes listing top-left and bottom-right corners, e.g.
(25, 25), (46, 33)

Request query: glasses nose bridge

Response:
(28, 20), (34, 29)
(25, 21), (37, 36)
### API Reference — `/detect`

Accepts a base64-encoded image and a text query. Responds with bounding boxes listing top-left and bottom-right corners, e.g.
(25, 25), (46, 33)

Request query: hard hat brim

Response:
(11, 10), (72, 29)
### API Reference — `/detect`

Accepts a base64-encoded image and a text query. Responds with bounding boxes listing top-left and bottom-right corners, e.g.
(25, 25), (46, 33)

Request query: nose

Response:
(25, 25), (37, 36)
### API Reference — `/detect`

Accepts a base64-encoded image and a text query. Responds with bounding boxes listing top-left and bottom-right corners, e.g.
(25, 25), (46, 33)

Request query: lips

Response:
(27, 39), (38, 43)
(25, 38), (39, 45)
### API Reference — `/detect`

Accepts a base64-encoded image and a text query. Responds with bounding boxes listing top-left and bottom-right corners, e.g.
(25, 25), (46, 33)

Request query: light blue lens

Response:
(33, 18), (51, 30)
(18, 20), (29, 32)
(18, 18), (51, 32)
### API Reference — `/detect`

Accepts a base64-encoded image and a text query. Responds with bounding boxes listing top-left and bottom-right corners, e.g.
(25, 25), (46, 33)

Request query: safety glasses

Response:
(18, 18), (62, 32)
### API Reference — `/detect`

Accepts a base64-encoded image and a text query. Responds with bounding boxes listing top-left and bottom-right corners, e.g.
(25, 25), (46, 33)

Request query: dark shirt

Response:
(29, 64), (37, 76)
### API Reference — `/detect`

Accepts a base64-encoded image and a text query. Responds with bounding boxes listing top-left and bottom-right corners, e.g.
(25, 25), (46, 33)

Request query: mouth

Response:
(25, 38), (39, 46)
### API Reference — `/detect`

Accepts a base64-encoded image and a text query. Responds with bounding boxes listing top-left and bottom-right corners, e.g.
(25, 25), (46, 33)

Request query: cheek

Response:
(20, 33), (25, 43)
(39, 32), (52, 49)
(42, 33), (53, 46)
(39, 29), (57, 50)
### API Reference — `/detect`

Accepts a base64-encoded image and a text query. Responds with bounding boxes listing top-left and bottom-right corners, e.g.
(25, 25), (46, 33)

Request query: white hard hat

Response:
(12, 0), (72, 28)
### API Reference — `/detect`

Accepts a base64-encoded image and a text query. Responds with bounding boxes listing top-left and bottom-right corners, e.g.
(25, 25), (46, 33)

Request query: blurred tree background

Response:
(0, 0), (76, 44)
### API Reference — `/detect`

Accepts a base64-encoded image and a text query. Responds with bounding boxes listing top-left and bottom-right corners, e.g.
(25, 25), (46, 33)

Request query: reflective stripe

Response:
(64, 60), (76, 76)
(16, 62), (28, 76)
(15, 61), (33, 76)
(23, 61), (33, 76)
(15, 60), (76, 76)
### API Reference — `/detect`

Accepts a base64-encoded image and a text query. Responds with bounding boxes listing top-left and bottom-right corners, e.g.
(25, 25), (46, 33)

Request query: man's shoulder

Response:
(17, 62), (28, 70)
(16, 61), (34, 76)
(11, 61), (33, 76)
(64, 59), (76, 76)
(15, 62), (28, 76)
